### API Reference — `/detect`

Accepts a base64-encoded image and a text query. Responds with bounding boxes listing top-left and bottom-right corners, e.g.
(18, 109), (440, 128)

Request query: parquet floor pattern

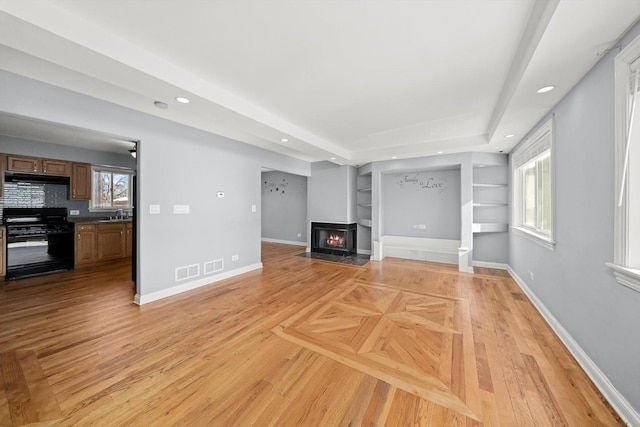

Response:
(0, 243), (623, 426)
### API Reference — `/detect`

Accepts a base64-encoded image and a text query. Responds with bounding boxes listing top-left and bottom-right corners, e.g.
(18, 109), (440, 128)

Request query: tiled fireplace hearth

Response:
(310, 222), (357, 256)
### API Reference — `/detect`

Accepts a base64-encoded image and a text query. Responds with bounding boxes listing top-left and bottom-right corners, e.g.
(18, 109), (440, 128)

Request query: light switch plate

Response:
(251, 204), (257, 212)
(149, 204), (160, 214)
(173, 204), (190, 214)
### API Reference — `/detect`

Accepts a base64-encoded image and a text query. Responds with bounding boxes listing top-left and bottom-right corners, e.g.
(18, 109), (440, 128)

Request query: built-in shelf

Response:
(472, 223), (508, 233)
(359, 219), (372, 227)
(473, 202), (508, 207)
(473, 163), (508, 235)
(473, 183), (507, 188)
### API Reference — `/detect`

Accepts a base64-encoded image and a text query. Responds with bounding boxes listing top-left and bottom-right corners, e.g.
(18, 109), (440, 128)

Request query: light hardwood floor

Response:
(0, 242), (622, 426)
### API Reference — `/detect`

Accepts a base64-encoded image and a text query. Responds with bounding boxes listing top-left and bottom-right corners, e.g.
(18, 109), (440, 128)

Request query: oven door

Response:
(6, 232), (74, 280)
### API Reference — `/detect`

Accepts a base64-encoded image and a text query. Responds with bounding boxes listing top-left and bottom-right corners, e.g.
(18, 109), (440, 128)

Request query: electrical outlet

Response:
(232, 255), (239, 261)
(297, 233), (302, 238)
(69, 210), (80, 216)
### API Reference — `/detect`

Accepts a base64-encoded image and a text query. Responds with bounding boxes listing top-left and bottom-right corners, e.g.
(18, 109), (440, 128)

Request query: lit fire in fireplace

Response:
(326, 234), (345, 247)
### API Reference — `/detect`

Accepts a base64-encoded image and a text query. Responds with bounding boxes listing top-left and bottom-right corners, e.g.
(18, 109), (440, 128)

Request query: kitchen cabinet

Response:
(97, 223), (126, 260)
(75, 224), (97, 265)
(125, 222), (133, 257)
(7, 155), (40, 173)
(6, 155), (72, 176)
(42, 159), (72, 176)
(71, 162), (92, 200)
(0, 154), (5, 196)
(0, 227), (5, 278)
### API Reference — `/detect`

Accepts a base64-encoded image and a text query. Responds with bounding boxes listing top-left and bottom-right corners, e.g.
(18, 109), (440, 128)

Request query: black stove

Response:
(3, 208), (75, 280)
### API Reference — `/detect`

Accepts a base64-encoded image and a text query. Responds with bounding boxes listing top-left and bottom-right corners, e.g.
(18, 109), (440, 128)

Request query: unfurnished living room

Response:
(1, 1), (640, 426)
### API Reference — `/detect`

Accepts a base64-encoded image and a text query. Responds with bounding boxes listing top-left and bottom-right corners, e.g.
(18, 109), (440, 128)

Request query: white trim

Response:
(357, 249), (372, 255)
(134, 262), (263, 305)
(472, 260), (508, 270)
(261, 237), (307, 246)
(511, 226), (556, 251)
(507, 266), (640, 427)
(606, 262), (640, 294)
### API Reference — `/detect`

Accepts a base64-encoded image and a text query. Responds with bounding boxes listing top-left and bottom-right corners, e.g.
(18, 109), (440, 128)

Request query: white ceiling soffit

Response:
(0, 1), (639, 165)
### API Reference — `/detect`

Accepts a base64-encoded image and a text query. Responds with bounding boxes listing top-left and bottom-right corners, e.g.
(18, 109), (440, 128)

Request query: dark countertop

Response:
(70, 217), (132, 225)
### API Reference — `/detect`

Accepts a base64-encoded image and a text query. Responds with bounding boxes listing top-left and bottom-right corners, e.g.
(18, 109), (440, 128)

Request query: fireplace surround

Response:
(310, 222), (357, 256)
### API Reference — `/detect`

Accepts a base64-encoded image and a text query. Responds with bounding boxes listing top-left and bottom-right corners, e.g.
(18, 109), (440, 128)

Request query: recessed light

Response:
(154, 101), (168, 109)
(281, 138), (288, 142)
(436, 151), (443, 154)
(505, 134), (515, 138)
(391, 156), (398, 159)
(536, 85), (555, 94)
(330, 157), (336, 160)
(176, 96), (190, 104)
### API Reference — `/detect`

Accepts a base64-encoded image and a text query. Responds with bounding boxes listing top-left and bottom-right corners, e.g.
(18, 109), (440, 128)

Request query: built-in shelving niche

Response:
(472, 164), (509, 264)
(357, 164), (372, 253)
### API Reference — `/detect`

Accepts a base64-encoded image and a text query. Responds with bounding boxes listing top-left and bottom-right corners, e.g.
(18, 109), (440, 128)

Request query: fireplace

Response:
(311, 222), (357, 256)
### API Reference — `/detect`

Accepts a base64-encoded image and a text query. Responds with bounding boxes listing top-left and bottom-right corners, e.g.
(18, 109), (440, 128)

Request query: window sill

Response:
(606, 263), (640, 293)
(511, 226), (555, 251)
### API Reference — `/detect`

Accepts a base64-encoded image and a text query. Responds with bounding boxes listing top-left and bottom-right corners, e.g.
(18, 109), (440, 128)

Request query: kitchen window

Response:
(511, 118), (555, 250)
(609, 33), (640, 293)
(90, 166), (134, 210)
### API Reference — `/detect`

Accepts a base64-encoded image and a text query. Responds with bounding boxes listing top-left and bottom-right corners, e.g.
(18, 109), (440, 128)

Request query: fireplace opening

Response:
(311, 222), (357, 256)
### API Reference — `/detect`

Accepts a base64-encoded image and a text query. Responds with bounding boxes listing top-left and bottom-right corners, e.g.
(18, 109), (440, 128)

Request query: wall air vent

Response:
(175, 264), (200, 282)
(204, 259), (224, 275)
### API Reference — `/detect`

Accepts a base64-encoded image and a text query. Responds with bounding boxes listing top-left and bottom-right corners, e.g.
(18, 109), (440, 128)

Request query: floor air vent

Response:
(175, 264), (200, 282)
(204, 259), (224, 275)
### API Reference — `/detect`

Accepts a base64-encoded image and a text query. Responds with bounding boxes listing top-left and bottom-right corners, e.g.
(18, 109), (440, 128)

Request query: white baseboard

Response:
(358, 249), (372, 255)
(472, 260), (509, 270)
(134, 262), (263, 305)
(507, 266), (640, 427)
(261, 238), (307, 246)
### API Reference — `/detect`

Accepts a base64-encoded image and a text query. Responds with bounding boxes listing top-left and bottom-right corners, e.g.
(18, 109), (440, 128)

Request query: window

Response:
(511, 118), (555, 249)
(90, 166), (134, 210)
(609, 33), (640, 293)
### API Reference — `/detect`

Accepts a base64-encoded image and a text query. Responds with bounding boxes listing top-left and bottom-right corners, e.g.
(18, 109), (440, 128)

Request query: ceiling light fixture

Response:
(536, 85), (555, 94)
(281, 138), (288, 142)
(505, 134), (515, 138)
(154, 101), (168, 109)
(330, 157), (336, 160)
(391, 156), (398, 159)
(436, 151), (443, 154)
(176, 96), (190, 104)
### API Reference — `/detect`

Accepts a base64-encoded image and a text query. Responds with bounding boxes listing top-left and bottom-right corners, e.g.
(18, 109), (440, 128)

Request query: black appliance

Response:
(3, 208), (75, 280)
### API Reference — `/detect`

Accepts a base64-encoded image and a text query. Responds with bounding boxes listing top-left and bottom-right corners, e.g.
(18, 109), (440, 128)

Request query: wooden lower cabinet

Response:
(0, 227), (5, 278)
(75, 221), (132, 266)
(97, 223), (126, 260)
(75, 224), (97, 265)
(125, 222), (133, 257)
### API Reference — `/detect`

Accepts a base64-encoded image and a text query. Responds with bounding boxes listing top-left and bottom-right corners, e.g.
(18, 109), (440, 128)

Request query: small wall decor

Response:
(264, 178), (288, 195)
(396, 173), (448, 193)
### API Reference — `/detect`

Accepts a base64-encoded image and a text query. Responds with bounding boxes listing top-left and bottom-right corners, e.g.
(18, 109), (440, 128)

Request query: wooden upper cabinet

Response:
(6, 155), (72, 176)
(42, 159), (72, 176)
(0, 154), (5, 197)
(7, 156), (41, 173)
(71, 162), (92, 200)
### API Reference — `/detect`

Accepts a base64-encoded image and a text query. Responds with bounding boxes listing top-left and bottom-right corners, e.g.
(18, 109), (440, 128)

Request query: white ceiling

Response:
(0, 0), (639, 165)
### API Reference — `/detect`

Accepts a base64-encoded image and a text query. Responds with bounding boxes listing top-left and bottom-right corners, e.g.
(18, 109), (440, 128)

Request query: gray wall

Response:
(0, 135), (136, 218)
(261, 170), (307, 244)
(509, 23), (640, 412)
(381, 169), (461, 239)
(0, 70), (310, 299)
(308, 161), (357, 224)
